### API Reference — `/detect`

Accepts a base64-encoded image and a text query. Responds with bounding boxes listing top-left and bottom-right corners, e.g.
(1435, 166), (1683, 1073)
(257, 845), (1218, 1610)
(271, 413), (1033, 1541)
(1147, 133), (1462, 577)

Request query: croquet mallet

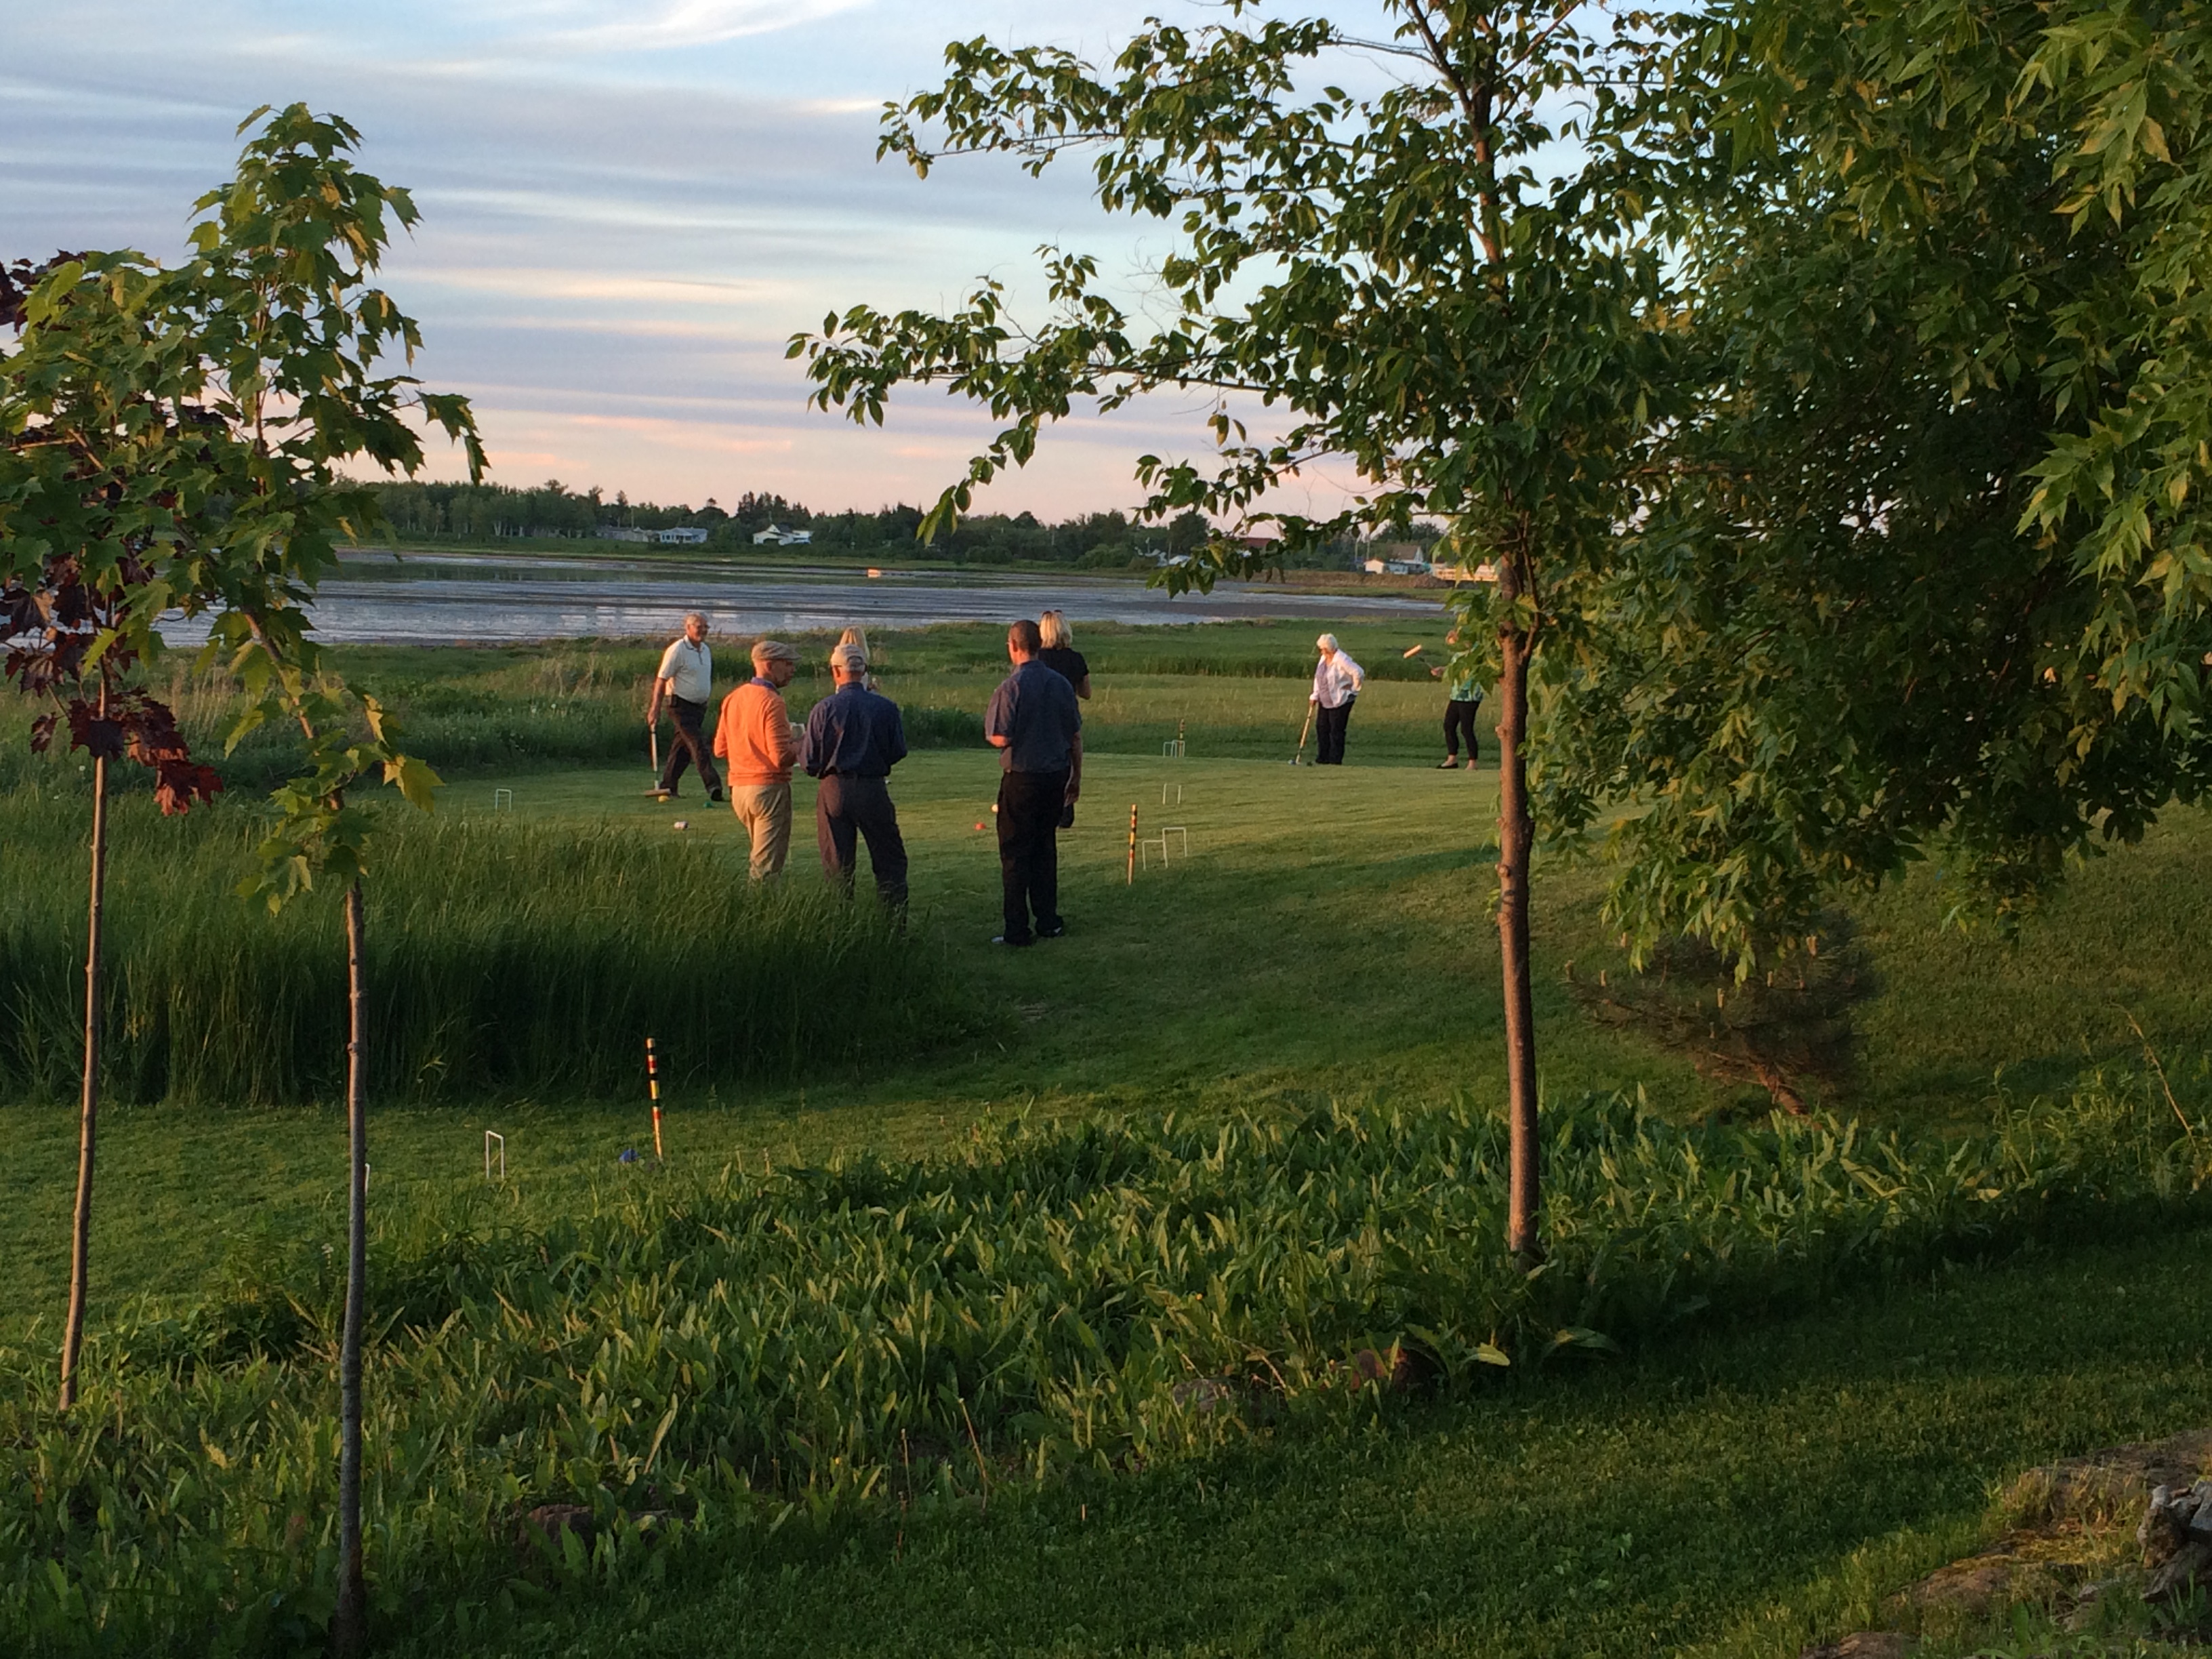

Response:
(649, 719), (660, 777)
(1291, 703), (1315, 765)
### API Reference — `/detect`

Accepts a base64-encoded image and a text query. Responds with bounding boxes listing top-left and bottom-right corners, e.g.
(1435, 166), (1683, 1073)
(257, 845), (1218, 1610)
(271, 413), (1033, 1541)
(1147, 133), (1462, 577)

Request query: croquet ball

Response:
(672, 819), (689, 831)
(619, 1147), (638, 1164)
(974, 822), (985, 832)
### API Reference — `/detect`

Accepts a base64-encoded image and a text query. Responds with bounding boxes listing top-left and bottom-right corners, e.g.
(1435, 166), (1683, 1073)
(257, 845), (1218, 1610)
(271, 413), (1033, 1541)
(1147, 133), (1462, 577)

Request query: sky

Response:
(1, 1), (1391, 520)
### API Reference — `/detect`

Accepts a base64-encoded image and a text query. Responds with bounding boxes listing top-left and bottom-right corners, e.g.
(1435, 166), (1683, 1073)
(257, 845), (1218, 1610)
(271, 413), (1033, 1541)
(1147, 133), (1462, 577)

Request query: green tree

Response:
(1535, 0), (2212, 973)
(1, 252), (229, 1412)
(796, 0), (1680, 1256)
(3, 104), (480, 1654)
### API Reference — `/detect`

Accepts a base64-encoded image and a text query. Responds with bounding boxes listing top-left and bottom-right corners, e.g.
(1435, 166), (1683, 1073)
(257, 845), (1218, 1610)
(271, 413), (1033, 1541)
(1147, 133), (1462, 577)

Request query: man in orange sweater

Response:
(712, 638), (800, 878)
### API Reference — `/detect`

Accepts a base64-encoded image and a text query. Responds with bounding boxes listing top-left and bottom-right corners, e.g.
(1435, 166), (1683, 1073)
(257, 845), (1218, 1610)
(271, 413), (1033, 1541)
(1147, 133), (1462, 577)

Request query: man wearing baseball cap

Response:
(801, 640), (910, 911)
(713, 638), (801, 878)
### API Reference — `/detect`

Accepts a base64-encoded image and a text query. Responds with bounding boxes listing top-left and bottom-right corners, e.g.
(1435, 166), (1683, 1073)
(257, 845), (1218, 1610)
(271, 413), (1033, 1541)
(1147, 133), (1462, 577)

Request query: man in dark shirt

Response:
(984, 619), (1082, 945)
(801, 642), (909, 909)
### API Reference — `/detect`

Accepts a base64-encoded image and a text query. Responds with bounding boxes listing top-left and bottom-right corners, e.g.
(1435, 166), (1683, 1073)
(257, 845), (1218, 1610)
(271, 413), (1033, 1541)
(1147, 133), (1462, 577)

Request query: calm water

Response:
(153, 551), (1441, 645)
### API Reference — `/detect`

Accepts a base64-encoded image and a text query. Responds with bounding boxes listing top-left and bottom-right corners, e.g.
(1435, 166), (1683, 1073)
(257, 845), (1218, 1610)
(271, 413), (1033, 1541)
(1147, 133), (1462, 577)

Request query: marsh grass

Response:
(0, 787), (960, 1106)
(0, 621), (1464, 801)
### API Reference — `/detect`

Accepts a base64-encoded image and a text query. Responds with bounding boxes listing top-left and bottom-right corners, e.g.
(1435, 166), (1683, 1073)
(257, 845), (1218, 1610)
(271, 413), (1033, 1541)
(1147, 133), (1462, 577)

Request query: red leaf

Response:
(153, 759), (226, 816)
(65, 700), (125, 760)
(118, 695), (190, 764)
(29, 712), (57, 753)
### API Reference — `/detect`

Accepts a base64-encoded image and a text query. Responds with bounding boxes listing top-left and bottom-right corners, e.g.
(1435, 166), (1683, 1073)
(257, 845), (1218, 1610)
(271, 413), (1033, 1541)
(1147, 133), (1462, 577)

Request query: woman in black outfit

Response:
(1036, 610), (1090, 827)
(1037, 610), (1090, 699)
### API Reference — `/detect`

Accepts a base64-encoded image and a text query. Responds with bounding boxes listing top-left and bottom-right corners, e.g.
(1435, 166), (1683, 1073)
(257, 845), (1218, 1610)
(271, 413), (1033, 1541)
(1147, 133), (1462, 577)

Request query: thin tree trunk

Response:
(1495, 614), (1542, 1265)
(332, 877), (369, 1658)
(58, 682), (110, 1413)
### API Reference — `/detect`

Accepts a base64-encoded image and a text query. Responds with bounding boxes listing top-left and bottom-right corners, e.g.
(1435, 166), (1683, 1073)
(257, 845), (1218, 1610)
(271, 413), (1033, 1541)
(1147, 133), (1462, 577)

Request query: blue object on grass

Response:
(619, 1147), (638, 1164)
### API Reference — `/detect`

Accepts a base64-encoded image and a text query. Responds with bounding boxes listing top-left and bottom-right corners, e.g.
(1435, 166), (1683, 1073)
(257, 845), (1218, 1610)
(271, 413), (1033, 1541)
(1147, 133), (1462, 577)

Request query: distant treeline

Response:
(358, 479), (1357, 568)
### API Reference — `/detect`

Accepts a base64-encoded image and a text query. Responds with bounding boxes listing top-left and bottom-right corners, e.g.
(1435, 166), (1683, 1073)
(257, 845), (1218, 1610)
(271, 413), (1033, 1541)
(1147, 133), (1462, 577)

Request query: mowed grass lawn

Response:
(4, 634), (2211, 1656)
(6, 718), (2209, 1336)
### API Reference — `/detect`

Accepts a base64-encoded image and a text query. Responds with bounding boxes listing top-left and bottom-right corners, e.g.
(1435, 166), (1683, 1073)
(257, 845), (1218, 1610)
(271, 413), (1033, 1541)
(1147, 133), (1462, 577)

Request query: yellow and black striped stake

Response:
(646, 1036), (663, 1161)
(1126, 803), (1138, 886)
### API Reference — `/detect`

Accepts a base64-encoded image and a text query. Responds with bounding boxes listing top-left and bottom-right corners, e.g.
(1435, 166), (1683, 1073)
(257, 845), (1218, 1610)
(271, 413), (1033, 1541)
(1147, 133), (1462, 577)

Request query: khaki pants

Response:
(729, 781), (792, 879)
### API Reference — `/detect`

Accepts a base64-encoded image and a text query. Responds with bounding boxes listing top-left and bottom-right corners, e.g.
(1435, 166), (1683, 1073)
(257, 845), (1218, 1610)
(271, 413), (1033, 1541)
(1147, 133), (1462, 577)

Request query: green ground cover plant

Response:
(443, 1218), (2212, 1659)
(3, 1069), (2205, 1656)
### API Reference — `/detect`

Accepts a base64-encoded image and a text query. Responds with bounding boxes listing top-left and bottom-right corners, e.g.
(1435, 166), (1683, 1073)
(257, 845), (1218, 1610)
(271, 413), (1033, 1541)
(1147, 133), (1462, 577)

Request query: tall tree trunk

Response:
(332, 878), (369, 1658)
(1495, 601), (1542, 1265)
(58, 682), (110, 1413)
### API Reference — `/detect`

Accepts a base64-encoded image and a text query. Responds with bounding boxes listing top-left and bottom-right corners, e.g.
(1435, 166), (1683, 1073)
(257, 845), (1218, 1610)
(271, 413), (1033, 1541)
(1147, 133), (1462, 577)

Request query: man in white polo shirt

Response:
(645, 611), (724, 802)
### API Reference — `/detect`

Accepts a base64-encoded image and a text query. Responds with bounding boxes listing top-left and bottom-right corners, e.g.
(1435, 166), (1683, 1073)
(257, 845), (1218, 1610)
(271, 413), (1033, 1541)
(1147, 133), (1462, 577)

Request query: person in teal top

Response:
(1431, 628), (1485, 769)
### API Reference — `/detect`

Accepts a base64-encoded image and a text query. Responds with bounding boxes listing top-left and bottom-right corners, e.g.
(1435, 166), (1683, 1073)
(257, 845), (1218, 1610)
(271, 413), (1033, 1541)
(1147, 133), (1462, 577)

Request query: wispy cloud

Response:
(540, 0), (875, 53)
(0, 0), (1385, 516)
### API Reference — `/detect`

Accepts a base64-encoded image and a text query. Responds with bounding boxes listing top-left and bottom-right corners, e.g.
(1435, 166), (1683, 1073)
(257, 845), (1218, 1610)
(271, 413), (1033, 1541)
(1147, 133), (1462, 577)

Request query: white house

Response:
(652, 527), (710, 546)
(752, 524), (813, 546)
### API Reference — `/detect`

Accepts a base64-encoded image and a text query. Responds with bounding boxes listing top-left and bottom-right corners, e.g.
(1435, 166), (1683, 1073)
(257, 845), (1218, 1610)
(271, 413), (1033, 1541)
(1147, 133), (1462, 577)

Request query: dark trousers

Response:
(996, 769), (1067, 942)
(657, 697), (721, 795)
(1443, 699), (1481, 760)
(1316, 699), (1354, 764)
(816, 774), (908, 909)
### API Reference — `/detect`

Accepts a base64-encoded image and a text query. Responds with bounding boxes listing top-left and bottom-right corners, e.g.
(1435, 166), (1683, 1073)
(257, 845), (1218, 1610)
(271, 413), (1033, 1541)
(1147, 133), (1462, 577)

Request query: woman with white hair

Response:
(835, 626), (881, 690)
(1310, 633), (1365, 764)
(1037, 609), (1091, 699)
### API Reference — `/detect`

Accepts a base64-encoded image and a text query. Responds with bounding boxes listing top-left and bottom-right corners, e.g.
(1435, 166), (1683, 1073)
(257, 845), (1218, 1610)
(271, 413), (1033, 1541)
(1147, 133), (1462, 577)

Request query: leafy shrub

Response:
(2, 1072), (2206, 1654)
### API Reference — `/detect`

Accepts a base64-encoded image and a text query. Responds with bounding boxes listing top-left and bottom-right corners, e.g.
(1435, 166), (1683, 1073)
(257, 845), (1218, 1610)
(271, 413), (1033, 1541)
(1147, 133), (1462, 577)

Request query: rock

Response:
(2146, 1538), (2212, 1605)
(1799, 1634), (1914, 1659)
(2142, 1484), (2189, 1564)
(1171, 1377), (1234, 1414)
(1906, 1551), (2013, 1615)
(2190, 1481), (2212, 1542)
(521, 1503), (596, 1551)
(1350, 1347), (1415, 1391)
(2011, 1428), (2212, 1525)
(2062, 1578), (2127, 1632)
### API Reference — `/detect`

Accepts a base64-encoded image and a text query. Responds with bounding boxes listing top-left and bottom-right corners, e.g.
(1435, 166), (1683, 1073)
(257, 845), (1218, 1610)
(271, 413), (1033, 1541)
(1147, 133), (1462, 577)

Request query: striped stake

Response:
(1127, 803), (1138, 885)
(646, 1036), (663, 1160)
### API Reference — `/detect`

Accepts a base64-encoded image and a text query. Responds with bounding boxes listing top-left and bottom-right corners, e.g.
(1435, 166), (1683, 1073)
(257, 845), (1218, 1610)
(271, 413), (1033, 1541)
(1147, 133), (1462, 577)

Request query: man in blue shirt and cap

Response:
(801, 641), (909, 910)
(984, 618), (1082, 945)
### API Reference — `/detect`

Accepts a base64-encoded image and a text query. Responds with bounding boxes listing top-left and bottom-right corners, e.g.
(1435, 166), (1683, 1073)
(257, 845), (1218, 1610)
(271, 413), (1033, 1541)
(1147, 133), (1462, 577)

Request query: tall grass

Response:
(2, 1073), (2205, 1655)
(0, 649), (987, 800)
(0, 786), (962, 1105)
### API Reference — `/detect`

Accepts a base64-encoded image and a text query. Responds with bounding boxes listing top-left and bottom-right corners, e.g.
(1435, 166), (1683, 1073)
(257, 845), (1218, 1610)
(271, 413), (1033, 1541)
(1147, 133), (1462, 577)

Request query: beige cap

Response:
(751, 638), (799, 668)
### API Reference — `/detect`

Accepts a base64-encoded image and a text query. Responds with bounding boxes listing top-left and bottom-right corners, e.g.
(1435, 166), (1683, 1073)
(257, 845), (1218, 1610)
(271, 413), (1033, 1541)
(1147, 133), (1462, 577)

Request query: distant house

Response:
(602, 527), (652, 543)
(751, 524), (813, 546)
(1355, 539), (1433, 576)
(652, 527), (710, 546)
